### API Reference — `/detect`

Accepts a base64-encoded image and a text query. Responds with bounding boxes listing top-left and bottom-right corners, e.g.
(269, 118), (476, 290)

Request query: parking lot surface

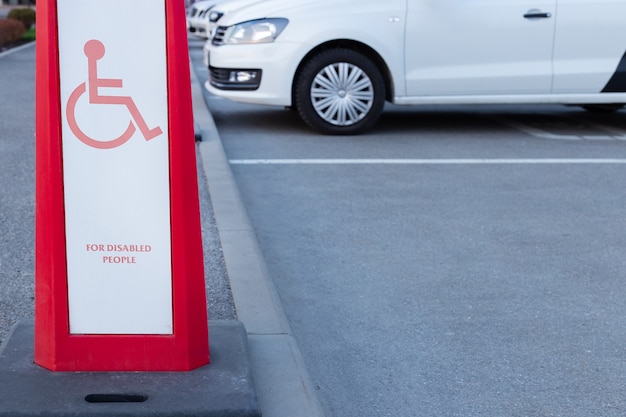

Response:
(191, 37), (626, 417)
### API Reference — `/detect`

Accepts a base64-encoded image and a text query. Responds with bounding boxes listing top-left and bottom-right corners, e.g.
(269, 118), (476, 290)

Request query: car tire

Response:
(580, 103), (625, 113)
(294, 48), (385, 135)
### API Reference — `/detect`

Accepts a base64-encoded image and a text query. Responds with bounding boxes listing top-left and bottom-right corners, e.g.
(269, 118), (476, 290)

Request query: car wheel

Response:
(294, 48), (385, 135)
(580, 104), (625, 113)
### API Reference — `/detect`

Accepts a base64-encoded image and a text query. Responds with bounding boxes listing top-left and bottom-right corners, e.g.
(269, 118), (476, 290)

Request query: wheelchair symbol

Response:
(66, 39), (163, 149)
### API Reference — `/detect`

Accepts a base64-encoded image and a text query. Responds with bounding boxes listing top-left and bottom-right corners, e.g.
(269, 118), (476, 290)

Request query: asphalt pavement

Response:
(0, 42), (324, 417)
(0, 42), (35, 346)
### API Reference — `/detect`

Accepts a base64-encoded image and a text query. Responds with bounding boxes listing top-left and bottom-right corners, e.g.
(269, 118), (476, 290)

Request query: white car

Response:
(187, 0), (223, 38)
(204, 0), (626, 134)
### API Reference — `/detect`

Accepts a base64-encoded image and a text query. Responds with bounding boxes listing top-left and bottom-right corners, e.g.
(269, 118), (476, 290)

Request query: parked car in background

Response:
(204, 0), (267, 40)
(187, 0), (225, 38)
(204, 0), (626, 135)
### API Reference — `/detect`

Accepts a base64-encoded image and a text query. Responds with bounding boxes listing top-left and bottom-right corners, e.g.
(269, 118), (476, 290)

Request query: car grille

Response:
(209, 67), (231, 84)
(212, 26), (227, 45)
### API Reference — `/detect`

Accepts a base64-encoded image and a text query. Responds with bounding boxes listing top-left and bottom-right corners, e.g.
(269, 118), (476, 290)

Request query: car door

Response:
(552, 0), (626, 94)
(404, 0), (557, 97)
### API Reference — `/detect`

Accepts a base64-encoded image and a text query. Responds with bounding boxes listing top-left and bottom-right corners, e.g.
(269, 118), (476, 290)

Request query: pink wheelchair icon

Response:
(66, 39), (163, 149)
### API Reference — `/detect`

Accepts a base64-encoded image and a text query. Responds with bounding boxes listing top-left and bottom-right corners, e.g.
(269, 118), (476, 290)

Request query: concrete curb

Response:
(190, 67), (326, 417)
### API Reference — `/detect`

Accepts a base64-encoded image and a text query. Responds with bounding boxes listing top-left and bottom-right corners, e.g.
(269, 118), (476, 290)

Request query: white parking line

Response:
(230, 158), (626, 165)
(490, 115), (626, 141)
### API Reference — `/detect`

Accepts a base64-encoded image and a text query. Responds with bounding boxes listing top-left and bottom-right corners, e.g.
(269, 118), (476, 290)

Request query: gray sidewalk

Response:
(0, 43), (324, 417)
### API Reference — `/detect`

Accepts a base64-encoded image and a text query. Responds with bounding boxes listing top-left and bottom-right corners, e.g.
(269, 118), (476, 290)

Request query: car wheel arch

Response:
(291, 40), (394, 105)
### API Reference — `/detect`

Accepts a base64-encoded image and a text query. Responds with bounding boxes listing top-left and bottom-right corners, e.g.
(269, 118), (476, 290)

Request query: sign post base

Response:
(0, 321), (259, 417)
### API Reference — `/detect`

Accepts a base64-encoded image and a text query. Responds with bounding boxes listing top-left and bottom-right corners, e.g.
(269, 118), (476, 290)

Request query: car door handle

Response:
(524, 10), (552, 19)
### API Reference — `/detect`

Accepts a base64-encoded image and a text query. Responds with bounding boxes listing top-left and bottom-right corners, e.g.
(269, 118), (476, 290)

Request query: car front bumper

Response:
(203, 41), (304, 107)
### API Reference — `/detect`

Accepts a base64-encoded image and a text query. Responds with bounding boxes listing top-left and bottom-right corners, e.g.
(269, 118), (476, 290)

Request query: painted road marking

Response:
(490, 115), (626, 141)
(230, 158), (626, 165)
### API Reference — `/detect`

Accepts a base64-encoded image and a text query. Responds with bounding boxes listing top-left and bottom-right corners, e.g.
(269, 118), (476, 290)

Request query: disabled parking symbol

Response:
(66, 40), (163, 149)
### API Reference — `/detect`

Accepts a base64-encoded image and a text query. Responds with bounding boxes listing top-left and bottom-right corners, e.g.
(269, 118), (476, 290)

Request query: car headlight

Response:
(223, 18), (288, 44)
(209, 11), (224, 22)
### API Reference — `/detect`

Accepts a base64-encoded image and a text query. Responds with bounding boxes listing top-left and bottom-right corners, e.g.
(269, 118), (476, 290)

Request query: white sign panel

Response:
(57, 0), (172, 334)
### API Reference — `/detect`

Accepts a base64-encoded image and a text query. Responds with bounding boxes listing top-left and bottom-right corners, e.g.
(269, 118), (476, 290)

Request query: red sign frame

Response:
(34, 0), (210, 371)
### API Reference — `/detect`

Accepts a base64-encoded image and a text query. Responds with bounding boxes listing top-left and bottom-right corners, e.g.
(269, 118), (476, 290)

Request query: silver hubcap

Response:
(310, 62), (374, 127)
